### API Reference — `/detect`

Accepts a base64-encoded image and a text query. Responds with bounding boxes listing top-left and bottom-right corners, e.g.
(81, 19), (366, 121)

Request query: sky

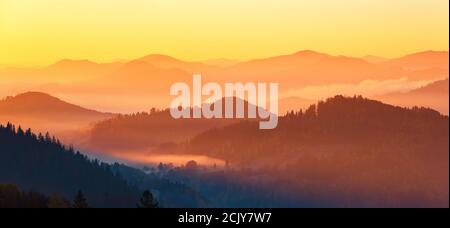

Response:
(0, 0), (449, 66)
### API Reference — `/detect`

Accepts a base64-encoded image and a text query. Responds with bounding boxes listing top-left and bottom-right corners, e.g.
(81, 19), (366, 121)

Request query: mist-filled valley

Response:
(1, 50), (449, 208)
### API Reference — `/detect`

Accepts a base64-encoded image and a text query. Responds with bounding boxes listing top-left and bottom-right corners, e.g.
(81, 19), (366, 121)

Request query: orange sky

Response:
(0, 0), (449, 66)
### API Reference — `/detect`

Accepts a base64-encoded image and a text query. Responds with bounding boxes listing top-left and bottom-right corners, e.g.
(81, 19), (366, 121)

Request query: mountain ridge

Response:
(0, 91), (113, 117)
(0, 92), (115, 134)
(375, 79), (449, 115)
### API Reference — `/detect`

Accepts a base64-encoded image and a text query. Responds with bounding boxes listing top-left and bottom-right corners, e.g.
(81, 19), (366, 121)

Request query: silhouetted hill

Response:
(376, 79), (449, 115)
(105, 60), (191, 95)
(189, 95), (448, 159)
(185, 96), (449, 207)
(0, 123), (207, 208)
(80, 97), (267, 154)
(409, 78), (449, 95)
(81, 110), (237, 154)
(0, 92), (111, 118)
(2, 50), (447, 107)
(0, 123), (138, 207)
(44, 59), (124, 80)
(384, 51), (449, 70)
(221, 50), (388, 85)
(0, 60), (122, 84)
(380, 51), (449, 81)
(0, 92), (114, 133)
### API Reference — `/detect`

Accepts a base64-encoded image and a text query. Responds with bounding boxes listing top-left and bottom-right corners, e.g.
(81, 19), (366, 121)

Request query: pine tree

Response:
(137, 190), (159, 208)
(73, 190), (89, 208)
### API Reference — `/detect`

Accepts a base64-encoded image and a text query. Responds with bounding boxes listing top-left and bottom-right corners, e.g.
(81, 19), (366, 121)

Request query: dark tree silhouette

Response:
(181, 96), (449, 207)
(73, 190), (89, 208)
(137, 190), (159, 208)
(0, 122), (207, 208)
(0, 183), (69, 208)
(85, 108), (237, 152)
(0, 123), (140, 207)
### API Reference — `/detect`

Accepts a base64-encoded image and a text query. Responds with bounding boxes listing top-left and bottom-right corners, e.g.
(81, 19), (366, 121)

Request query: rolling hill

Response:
(0, 50), (447, 113)
(0, 123), (139, 207)
(0, 92), (114, 133)
(184, 96), (449, 207)
(383, 51), (449, 70)
(0, 59), (123, 84)
(77, 97), (262, 155)
(376, 79), (449, 115)
(137, 54), (218, 73)
(214, 50), (448, 91)
(104, 60), (192, 95)
(0, 123), (207, 208)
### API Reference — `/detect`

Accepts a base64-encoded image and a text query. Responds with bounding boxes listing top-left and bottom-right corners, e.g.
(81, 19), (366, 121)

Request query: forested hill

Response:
(186, 96), (449, 207)
(82, 108), (238, 152)
(188, 95), (449, 161)
(0, 123), (139, 207)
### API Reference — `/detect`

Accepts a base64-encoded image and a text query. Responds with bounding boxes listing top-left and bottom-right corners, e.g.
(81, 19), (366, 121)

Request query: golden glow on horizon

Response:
(0, 0), (449, 66)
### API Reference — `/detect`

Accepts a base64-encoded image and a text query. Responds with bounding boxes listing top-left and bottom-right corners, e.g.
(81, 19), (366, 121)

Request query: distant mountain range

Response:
(45, 59), (123, 80)
(382, 51), (449, 70)
(137, 54), (218, 72)
(0, 50), (447, 102)
(202, 58), (240, 67)
(216, 50), (448, 88)
(362, 55), (388, 64)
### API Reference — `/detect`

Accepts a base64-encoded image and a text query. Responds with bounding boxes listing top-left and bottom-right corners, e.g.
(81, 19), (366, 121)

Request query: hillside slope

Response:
(375, 79), (449, 115)
(0, 92), (114, 133)
(186, 96), (449, 207)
